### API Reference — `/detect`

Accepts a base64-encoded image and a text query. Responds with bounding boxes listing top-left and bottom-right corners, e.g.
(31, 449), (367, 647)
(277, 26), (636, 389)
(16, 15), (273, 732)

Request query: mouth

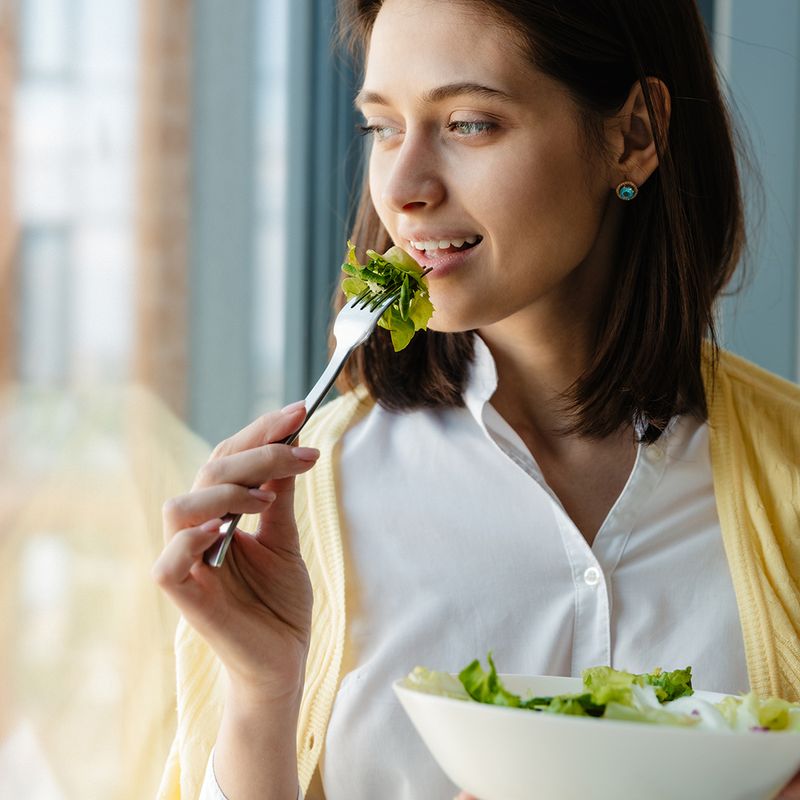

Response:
(408, 234), (483, 259)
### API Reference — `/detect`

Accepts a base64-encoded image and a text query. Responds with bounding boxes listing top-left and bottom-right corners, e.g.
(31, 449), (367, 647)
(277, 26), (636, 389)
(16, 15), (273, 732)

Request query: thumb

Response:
(254, 473), (300, 549)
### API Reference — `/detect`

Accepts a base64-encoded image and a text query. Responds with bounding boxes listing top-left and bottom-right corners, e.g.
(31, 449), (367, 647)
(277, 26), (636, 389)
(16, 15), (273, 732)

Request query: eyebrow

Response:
(354, 81), (514, 109)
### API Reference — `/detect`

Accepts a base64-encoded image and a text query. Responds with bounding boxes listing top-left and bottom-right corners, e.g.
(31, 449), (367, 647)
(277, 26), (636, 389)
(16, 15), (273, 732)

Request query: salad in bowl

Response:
(394, 654), (800, 800)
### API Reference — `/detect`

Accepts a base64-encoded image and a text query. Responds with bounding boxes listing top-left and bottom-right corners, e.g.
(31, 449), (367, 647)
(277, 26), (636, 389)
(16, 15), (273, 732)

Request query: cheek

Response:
(485, 144), (605, 263)
(368, 153), (393, 231)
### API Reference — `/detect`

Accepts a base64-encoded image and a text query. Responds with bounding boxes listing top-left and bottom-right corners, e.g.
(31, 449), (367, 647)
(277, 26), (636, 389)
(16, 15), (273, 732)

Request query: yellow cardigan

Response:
(157, 348), (800, 798)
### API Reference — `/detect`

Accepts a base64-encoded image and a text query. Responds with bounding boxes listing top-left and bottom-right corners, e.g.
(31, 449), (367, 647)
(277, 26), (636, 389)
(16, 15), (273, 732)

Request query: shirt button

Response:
(649, 445), (665, 461)
(583, 566), (601, 586)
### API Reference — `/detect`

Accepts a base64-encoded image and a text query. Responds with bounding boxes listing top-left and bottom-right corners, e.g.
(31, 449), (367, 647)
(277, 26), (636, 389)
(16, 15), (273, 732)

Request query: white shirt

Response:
(204, 336), (748, 800)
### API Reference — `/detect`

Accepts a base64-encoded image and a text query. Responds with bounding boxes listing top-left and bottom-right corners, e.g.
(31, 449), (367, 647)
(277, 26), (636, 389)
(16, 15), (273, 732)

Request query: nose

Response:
(378, 133), (446, 213)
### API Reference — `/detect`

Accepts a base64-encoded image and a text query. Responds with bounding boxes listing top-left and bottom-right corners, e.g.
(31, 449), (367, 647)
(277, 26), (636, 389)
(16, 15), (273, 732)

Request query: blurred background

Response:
(0, 0), (798, 797)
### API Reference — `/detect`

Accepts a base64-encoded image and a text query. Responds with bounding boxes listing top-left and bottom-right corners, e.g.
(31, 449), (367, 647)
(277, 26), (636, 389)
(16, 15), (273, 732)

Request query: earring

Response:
(616, 180), (638, 201)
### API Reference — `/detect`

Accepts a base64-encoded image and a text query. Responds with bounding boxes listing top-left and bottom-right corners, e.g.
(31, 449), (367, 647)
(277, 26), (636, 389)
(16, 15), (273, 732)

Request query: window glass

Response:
(20, 0), (73, 78)
(253, 0), (290, 416)
(5, 3), (295, 797)
(16, 0), (137, 389)
(19, 226), (72, 385)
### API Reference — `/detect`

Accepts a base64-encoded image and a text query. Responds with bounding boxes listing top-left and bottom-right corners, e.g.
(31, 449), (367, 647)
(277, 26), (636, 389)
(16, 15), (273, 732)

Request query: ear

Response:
(607, 78), (671, 189)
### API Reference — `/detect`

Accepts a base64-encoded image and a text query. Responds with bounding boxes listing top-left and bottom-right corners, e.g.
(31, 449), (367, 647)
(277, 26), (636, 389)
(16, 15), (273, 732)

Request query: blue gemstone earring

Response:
(616, 180), (638, 201)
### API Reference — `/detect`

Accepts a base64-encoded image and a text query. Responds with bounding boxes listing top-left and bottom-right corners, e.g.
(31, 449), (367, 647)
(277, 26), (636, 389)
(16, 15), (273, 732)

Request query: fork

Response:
(203, 270), (431, 568)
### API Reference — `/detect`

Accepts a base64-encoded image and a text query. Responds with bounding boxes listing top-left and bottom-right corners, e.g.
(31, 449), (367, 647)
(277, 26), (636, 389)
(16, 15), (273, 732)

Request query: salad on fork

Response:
(203, 242), (434, 567)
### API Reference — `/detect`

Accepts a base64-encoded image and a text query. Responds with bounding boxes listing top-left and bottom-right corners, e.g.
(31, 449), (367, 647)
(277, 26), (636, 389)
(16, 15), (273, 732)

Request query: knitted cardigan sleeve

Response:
(156, 390), (370, 799)
(706, 349), (800, 700)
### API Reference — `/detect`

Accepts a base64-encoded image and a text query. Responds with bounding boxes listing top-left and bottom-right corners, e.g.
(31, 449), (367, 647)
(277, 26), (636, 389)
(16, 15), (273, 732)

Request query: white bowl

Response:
(393, 674), (800, 800)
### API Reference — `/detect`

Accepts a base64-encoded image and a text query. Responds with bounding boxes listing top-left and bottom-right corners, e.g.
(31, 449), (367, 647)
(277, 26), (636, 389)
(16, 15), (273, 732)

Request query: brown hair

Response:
(334, 0), (745, 439)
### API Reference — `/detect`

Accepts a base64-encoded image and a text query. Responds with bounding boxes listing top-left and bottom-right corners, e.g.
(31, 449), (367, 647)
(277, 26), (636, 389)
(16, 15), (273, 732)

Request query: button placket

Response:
(572, 558), (611, 671)
(552, 508), (611, 672)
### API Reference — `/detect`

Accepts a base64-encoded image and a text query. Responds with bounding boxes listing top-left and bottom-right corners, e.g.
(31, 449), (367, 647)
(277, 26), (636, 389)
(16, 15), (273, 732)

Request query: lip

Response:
(408, 238), (483, 278)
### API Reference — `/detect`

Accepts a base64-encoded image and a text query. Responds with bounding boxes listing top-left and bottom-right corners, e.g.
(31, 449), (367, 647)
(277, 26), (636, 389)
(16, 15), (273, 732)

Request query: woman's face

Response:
(360, 0), (621, 336)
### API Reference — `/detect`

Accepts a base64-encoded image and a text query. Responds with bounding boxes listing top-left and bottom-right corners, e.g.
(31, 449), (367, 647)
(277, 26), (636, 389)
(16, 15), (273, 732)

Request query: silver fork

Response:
(203, 270), (431, 568)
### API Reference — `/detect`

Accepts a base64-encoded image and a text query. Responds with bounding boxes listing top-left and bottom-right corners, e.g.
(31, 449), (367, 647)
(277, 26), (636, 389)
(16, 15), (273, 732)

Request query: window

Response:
(15, 0), (137, 389)
(18, 226), (72, 385)
(253, 0), (290, 415)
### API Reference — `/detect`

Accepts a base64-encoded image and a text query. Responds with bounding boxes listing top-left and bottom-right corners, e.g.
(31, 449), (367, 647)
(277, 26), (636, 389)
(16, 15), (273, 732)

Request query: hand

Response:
(454, 794), (478, 799)
(779, 770), (800, 798)
(152, 402), (318, 703)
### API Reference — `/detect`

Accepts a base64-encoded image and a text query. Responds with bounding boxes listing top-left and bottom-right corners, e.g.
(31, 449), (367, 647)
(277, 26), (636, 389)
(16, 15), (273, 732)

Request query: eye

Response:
(446, 120), (496, 137)
(357, 123), (402, 142)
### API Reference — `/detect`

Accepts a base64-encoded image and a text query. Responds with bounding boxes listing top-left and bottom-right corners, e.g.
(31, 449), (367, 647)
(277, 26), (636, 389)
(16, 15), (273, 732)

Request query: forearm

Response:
(213, 686), (303, 800)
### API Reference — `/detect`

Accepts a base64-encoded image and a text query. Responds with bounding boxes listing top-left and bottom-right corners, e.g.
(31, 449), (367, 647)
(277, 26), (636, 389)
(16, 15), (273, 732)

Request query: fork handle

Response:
(203, 341), (354, 568)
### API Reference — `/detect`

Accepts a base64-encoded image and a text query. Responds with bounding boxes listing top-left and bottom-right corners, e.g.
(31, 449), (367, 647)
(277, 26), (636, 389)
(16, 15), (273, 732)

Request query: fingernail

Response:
(291, 446), (320, 461)
(249, 488), (277, 502)
(281, 400), (306, 414)
(200, 518), (223, 532)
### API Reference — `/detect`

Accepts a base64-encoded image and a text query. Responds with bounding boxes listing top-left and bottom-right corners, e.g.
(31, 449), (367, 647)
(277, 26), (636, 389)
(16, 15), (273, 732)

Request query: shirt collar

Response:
(463, 334), (500, 428)
(462, 333), (678, 446)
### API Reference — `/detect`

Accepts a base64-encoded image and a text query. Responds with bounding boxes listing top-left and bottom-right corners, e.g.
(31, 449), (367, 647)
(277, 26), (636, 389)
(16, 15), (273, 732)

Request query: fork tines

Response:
(351, 282), (400, 310)
(350, 267), (432, 311)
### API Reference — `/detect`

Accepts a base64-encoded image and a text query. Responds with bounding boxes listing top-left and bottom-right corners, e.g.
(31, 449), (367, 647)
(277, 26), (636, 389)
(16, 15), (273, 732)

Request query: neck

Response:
(479, 323), (593, 450)
(477, 196), (625, 451)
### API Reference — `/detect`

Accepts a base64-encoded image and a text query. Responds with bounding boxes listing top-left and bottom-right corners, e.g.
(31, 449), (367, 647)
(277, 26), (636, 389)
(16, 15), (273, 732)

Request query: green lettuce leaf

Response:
(582, 666), (640, 707)
(379, 245), (423, 275)
(458, 653), (525, 708)
(340, 241), (434, 351)
(409, 653), (800, 734)
(717, 692), (800, 731)
(408, 291), (435, 331)
(581, 665), (693, 706)
(403, 666), (471, 700)
(644, 666), (693, 702)
(545, 694), (605, 717)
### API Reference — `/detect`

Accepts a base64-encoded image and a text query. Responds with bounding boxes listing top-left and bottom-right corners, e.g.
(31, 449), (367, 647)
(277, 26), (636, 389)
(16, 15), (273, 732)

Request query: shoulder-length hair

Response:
(334, 0), (745, 440)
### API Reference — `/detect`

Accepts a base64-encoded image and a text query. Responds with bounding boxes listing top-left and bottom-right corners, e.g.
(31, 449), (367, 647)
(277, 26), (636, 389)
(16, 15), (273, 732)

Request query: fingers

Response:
(161, 401), (317, 560)
(167, 403), (319, 543)
(209, 401), (307, 463)
(163, 483), (278, 541)
(152, 519), (224, 588)
(193, 442), (320, 493)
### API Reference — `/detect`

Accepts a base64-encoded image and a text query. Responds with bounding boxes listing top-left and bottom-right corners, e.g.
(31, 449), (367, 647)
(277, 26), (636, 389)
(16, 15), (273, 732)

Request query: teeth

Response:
(410, 236), (480, 252)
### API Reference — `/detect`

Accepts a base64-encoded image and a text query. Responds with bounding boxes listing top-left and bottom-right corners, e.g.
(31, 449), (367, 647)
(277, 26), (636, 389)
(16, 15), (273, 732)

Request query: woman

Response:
(153, 0), (800, 798)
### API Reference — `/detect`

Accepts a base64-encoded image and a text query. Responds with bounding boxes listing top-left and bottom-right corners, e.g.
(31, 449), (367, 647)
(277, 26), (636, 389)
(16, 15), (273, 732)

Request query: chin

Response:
(427, 301), (499, 334)
(426, 316), (476, 335)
